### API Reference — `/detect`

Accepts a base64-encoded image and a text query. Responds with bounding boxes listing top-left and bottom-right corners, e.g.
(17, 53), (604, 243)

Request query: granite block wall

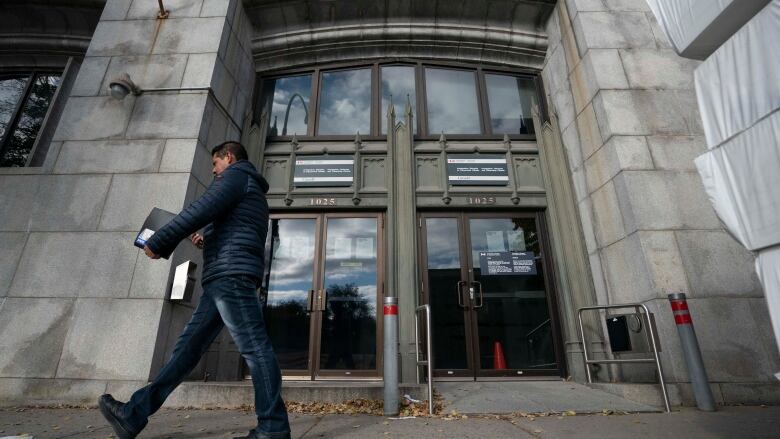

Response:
(0, 0), (256, 406)
(541, 0), (779, 403)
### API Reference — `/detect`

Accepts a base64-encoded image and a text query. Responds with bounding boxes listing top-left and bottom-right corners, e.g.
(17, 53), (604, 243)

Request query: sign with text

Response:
(294, 156), (354, 187)
(447, 154), (509, 186)
(478, 251), (537, 276)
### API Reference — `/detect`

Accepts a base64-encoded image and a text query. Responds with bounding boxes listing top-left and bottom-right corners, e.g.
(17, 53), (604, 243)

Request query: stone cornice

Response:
(252, 22), (548, 72)
(0, 34), (91, 56)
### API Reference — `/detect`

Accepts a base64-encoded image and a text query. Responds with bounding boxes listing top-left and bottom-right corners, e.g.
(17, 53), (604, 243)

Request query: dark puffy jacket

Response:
(146, 160), (270, 284)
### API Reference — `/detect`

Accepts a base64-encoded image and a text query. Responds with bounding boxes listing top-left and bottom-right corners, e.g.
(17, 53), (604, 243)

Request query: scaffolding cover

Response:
(694, 0), (780, 148)
(756, 246), (780, 358)
(695, 111), (780, 252)
(645, 0), (770, 60)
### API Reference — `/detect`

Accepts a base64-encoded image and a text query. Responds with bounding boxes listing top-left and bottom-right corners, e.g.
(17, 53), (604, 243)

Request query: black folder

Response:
(134, 207), (177, 257)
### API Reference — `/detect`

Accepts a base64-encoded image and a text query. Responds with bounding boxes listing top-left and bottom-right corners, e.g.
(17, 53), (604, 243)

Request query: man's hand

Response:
(143, 245), (160, 259)
(190, 233), (204, 249)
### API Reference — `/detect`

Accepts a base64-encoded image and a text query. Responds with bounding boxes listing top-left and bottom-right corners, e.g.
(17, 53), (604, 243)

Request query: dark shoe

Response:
(98, 394), (139, 439)
(233, 430), (291, 439)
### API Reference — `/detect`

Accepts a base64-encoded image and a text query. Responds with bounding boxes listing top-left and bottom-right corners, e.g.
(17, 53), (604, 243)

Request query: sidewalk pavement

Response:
(1, 405), (778, 439)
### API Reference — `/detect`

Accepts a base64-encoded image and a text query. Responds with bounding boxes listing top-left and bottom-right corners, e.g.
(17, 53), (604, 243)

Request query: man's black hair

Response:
(211, 141), (248, 161)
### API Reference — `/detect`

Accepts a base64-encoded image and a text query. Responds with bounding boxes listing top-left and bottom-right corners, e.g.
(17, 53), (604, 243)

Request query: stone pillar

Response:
(542, 0), (779, 402)
(394, 102), (420, 383)
(0, 0), (256, 405)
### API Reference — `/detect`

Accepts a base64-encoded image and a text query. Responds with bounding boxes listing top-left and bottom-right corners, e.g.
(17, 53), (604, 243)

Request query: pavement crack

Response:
(506, 418), (543, 438)
(56, 425), (110, 438)
(297, 415), (324, 438)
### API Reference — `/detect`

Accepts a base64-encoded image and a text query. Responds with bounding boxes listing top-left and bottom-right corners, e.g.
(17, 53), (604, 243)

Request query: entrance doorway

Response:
(418, 212), (563, 379)
(259, 213), (383, 380)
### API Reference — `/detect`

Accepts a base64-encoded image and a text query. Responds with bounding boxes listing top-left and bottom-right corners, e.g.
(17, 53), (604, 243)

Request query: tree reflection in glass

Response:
(425, 68), (481, 134)
(0, 74), (60, 167)
(262, 218), (317, 370)
(317, 69), (371, 135)
(485, 73), (536, 135)
(320, 217), (378, 370)
(0, 75), (28, 140)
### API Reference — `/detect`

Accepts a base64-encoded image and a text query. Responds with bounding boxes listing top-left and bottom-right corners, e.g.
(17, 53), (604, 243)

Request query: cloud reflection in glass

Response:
(318, 69), (371, 135)
(425, 68), (482, 135)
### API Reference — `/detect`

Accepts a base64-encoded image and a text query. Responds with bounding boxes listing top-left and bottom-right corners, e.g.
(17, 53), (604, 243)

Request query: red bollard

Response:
(668, 293), (716, 411)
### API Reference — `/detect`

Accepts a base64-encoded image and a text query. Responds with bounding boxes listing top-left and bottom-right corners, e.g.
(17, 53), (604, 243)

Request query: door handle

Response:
(472, 281), (484, 309)
(319, 289), (327, 311)
(456, 281), (467, 309)
(306, 289), (315, 313)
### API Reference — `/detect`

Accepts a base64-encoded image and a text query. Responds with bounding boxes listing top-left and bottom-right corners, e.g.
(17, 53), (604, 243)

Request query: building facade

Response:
(1, 0), (778, 406)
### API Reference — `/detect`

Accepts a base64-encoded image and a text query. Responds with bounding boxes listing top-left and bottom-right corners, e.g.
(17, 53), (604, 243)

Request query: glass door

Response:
(419, 212), (562, 379)
(316, 215), (382, 378)
(262, 215), (320, 378)
(261, 213), (383, 380)
(419, 215), (474, 378)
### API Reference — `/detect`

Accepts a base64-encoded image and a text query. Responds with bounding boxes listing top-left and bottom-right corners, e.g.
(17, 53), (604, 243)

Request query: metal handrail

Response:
(525, 318), (551, 340)
(414, 304), (434, 415)
(577, 303), (671, 413)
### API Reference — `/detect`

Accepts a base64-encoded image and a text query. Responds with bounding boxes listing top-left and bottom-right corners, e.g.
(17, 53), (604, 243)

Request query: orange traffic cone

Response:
(493, 341), (507, 369)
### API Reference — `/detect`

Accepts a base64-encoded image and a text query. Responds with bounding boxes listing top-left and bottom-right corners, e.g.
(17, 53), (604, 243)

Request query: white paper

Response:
(334, 237), (352, 259)
(356, 237), (375, 259)
(486, 231), (506, 252)
(507, 230), (526, 252)
(292, 235), (312, 259)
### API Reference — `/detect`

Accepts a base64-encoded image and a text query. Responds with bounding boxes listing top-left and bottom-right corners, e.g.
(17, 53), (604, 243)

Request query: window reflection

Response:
(381, 66), (416, 133)
(318, 69), (372, 135)
(485, 73), (536, 135)
(0, 74), (61, 167)
(262, 218), (317, 370)
(0, 75), (28, 140)
(425, 218), (469, 370)
(258, 65), (541, 139)
(320, 217), (378, 370)
(262, 74), (312, 137)
(425, 68), (481, 134)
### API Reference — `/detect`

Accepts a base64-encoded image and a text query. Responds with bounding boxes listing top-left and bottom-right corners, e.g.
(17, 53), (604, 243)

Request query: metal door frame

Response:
(418, 212), (477, 379)
(314, 212), (385, 380)
(265, 212), (385, 381)
(417, 210), (565, 380)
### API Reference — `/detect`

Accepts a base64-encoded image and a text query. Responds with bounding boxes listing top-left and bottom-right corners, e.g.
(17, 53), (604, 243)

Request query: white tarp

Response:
(694, 0), (780, 148)
(756, 245), (780, 370)
(645, 0), (770, 60)
(695, 110), (780, 251)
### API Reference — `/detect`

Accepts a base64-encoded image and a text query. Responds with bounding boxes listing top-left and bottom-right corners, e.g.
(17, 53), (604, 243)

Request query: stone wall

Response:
(541, 0), (780, 403)
(0, 0), (256, 406)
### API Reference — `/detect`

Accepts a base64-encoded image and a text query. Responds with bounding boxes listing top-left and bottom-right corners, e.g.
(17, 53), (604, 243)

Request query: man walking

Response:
(98, 141), (290, 439)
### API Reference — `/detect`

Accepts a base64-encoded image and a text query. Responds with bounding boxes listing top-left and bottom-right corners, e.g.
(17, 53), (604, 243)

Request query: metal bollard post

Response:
(383, 296), (399, 416)
(668, 293), (716, 411)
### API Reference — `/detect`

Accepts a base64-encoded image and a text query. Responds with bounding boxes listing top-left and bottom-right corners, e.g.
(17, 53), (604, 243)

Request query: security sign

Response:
(294, 155), (354, 187)
(446, 154), (509, 186)
(479, 251), (537, 276)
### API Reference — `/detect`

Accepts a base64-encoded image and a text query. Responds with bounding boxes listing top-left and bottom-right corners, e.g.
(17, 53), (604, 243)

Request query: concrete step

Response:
(437, 381), (661, 414)
(163, 381), (426, 408)
(587, 382), (682, 408)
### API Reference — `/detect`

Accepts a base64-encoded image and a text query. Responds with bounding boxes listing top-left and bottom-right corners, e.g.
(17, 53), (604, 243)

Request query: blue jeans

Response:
(122, 274), (290, 435)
